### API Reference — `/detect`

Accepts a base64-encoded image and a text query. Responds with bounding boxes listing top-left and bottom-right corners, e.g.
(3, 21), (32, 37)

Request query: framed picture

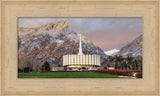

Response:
(17, 17), (143, 79)
(0, 0), (159, 95)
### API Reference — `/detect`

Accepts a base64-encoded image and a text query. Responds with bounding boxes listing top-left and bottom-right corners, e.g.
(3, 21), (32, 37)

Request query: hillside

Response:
(118, 35), (142, 57)
(18, 21), (106, 71)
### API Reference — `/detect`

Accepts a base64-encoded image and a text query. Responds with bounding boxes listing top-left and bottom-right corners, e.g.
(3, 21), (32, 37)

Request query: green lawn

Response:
(18, 72), (127, 78)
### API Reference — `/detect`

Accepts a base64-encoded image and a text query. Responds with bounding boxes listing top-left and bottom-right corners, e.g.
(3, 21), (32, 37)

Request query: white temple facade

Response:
(63, 30), (100, 68)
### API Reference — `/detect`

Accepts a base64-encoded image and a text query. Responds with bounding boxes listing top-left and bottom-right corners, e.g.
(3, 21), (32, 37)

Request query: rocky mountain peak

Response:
(118, 34), (142, 57)
(18, 20), (68, 34)
(104, 49), (120, 56)
(18, 21), (106, 70)
(53, 20), (68, 32)
(37, 20), (68, 33)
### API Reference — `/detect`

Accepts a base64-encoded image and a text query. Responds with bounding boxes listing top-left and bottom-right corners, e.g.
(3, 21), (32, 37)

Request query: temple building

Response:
(63, 30), (100, 70)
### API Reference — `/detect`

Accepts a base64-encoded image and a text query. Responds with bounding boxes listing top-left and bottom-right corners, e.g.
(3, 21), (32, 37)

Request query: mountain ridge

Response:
(118, 34), (142, 57)
(18, 21), (106, 71)
(104, 49), (120, 56)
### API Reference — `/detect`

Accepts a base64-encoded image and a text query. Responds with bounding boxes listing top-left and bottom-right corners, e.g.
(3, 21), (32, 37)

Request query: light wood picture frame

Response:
(0, 0), (160, 96)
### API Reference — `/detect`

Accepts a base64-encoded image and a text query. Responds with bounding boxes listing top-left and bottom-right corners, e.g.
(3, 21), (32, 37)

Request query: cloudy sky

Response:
(18, 18), (142, 51)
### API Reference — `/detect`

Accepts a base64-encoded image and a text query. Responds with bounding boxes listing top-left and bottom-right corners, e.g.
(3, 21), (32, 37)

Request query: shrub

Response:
(136, 72), (142, 78)
(94, 69), (142, 77)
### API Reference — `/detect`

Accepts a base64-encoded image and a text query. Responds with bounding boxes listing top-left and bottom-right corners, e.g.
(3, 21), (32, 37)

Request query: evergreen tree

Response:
(41, 61), (50, 71)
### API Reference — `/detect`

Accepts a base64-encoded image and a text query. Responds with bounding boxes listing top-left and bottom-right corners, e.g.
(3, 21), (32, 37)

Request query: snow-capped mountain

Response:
(18, 21), (106, 70)
(118, 35), (142, 57)
(104, 49), (120, 56)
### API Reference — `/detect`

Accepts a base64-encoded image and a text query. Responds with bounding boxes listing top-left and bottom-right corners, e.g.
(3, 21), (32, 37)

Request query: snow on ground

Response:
(104, 49), (120, 56)
(55, 39), (64, 46)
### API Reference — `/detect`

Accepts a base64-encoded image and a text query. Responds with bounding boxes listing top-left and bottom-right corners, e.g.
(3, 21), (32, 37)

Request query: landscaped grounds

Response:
(18, 72), (126, 78)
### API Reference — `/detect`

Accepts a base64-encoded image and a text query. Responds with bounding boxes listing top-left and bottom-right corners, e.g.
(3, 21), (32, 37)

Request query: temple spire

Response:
(78, 30), (84, 55)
